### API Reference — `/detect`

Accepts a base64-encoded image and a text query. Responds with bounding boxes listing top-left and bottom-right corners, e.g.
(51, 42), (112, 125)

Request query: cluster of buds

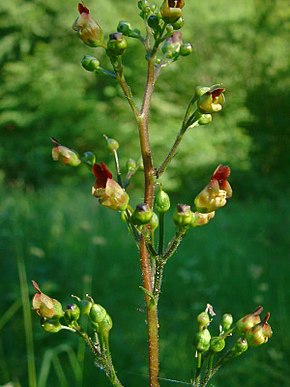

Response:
(32, 281), (113, 340)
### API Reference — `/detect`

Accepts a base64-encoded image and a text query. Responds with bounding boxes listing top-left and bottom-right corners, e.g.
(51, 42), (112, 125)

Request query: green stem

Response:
(194, 352), (202, 387)
(163, 228), (188, 261)
(158, 213), (165, 256)
(153, 257), (165, 303)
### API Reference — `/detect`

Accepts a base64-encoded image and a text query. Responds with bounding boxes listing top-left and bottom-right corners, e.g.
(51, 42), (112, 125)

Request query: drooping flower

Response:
(32, 280), (64, 319)
(92, 162), (129, 211)
(194, 165), (232, 213)
(72, 3), (104, 47)
(245, 312), (273, 347)
(51, 137), (81, 167)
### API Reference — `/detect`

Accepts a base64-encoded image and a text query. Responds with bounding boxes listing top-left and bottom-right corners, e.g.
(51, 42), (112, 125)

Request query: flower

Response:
(160, 0), (185, 23)
(245, 312), (273, 347)
(72, 3), (104, 47)
(92, 162), (129, 211)
(32, 280), (64, 319)
(197, 85), (225, 113)
(51, 137), (81, 167)
(194, 165), (232, 213)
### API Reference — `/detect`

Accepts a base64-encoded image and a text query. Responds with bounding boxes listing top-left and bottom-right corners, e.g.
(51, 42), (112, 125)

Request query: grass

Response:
(0, 185), (289, 386)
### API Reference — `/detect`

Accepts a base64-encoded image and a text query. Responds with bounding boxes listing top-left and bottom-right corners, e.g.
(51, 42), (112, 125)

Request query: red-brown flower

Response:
(92, 162), (129, 211)
(194, 165), (232, 213)
(160, 0), (185, 22)
(32, 280), (64, 319)
(72, 3), (104, 47)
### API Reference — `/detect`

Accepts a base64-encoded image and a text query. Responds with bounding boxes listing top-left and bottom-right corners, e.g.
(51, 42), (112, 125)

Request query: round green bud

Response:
(180, 42), (193, 56)
(148, 15), (160, 29)
(195, 328), (211, 352)
(132, 203), (153, 225)
(90, 303), (107, 324)
(117, 21), (132, 36)
(106, 137), (119, 152)
(41, 318), (63, 333)
(197, 311), (210, 327)
(171, 16), (184, 30)
(231, 338), (248, 357)
(126, 158), (137, 172)
(81, 55), (100, 72)
(99, 313), (113, 334)
(210, 337), (226, 353)
(81, 151), (96, 166)
(173, 204), (193, 227)
(155, 187), (170, 213)
(65, 304), (80, 322)
(222, 313), (233, 331)
(198, 113), (212, 125)
(79, 299), (93, 316)
(166, 24), (174, 34)
(107, 32), (128, 57)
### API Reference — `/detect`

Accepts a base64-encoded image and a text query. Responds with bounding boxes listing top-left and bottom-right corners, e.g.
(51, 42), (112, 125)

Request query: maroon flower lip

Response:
(93, 162), (113, 188)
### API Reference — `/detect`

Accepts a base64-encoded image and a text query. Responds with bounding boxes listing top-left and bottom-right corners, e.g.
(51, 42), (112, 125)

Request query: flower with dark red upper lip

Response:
(194, 165), (232, 213)
(160, 0), (185, 23)
(51, 137), (81, 167)
(72, 3), (104, 47)
(32, 280), (64, 319)
(92, 162), (129, 211)
(197, 85), (226, 113)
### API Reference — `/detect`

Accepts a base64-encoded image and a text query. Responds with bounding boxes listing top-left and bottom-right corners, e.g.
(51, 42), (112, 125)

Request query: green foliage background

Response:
(0, 0), (289, 386)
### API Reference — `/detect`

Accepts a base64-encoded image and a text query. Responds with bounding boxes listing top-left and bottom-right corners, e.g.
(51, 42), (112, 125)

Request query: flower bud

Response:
(195, 328), (211, 352)
(65, 304), (80, 322)
(179, 42), (193, 56)
(173, 204), (193, 227)
(197, 311), (210, 328)
(117, 21), (141, 39)
(79, 299), (93, 316)
(150, 212), (159, 232)
(155, 186), (170, 213)
(147, 15), (160, 30)
(72, 3), (104, 47)
(32, 280), (64, 319)
(171, 16), (184, 30)
(107, 32), (128, 57)
(126, 158), (137, 172)
(210, 336), (225, 353)
(104, 136), (119, 153)
(99, 313), (113, 334)
(236, 306), (263, 334)
(222, 313), (233, 331)
(160, 0), (185, 23)
(81, 151), (96, 166)
(132, 203), (153, 226)
(81, 55), (100, 72)
(41, 318), (63, 333)
(197, 113), (212, 125)
(197, 84), (225, 114)
(90, 303), (107, 324)
(51, 137), (81, 167)
(231, 338), (248, 357)
(162, 31), (182, 59)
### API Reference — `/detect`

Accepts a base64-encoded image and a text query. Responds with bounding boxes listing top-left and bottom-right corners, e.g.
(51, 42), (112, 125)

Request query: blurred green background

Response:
(0, 0), (289, 386)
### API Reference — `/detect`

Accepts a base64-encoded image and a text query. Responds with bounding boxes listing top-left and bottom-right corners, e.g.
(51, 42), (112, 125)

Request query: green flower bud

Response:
(117, 21), (141, 39)
(150, 212), (159, 232)
(41, 318), (63, 333)
(65, 304), (80, 322)
(155, 186), (170, 213)
(90, 303), (107, 324)
(236, 306), (263, 334)
(99, 313), (113, 334)
(81, 151), (96, 166)
(210, 336), (226, 353)
(126, 158), (137, 172)
(231, 338), (248, 357)
(197, 311), (210, 328)
(79, 299), (93, 316)
(173, 204), (193, 227)
(107, 32), (128, 57)
(171, 16), (184, 30)
(148, 15), (160, 29)
(104, 136), (119, 153)
(132, 203), (153, 225)
(197, 113), (212, 125)
(81, 55), (100, 72)
(222, 313), (233, 331)
(195, 328), (211, 352)
(179, 42), (193, 56)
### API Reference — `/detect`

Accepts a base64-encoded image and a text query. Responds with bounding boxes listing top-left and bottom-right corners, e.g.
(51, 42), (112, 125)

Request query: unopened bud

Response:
(210, 337), (225, 353)
(150, 212), (159, 232)
(231, 338), (248, 357)
(117, 21), (141, 39)
(90, 303), (107, 324)
(197, 311), (210, 328)
(173, 204), (193, 227)
(107, 32), (128, 57)
(104, 136), (119, 152)
(171, 16), (184, 30)
(81, 151), (96, 166)
(222, 313), (233, 331)
(147, 15), (160, 29)
(65, 304), (80, 322)
(195, 328), (211, 352)
(81, 55), (100, 72)
(79, 299), (93, 316)
(198, 113), (212, 125)
(126, 158), (137, 172)
(132, 203), (153, 225)
(41, 318), (63, 333)
(155, 186), (170, 213)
